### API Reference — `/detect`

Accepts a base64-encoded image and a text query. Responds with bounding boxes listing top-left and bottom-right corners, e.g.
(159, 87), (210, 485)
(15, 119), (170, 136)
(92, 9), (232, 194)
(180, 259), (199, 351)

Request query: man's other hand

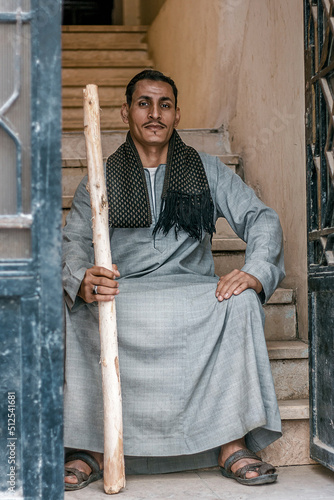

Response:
(216, 269), (262, 302)
(78, 265), (120, 303)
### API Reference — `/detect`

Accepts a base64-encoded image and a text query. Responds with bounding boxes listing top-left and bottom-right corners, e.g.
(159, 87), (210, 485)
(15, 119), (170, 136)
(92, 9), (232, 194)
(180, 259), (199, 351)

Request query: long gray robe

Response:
(63, 152), (285, 474)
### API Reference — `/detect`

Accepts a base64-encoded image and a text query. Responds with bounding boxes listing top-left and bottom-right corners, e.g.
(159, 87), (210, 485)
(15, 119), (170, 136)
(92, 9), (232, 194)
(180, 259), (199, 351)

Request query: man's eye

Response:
(139, 101), (148, 106)
(161, 103), (170, 108)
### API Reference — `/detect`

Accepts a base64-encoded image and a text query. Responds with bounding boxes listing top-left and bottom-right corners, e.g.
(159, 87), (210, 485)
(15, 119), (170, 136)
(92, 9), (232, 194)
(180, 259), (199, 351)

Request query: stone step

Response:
(62, 106), (125, 132)
(262, 399), (313, 466)
(210, 252), (298, 341)
(63, 67), (148, 87)
(213, 217), (243, 247)
(268, 340), (308, 400)
(263, 302), (297, 341)
(61, 155), (239, 204)
(62, 25), (150, 32)
(62, 31), (148, 51)
(62, 26), (152, 130)
(61, 129), (232, 160)
(62, 86), (126, 108)
(212, 250), (245, 276)
(61, 128), (237, 205)
(211, 218), (297, 341)
(62, 49), (154, 68)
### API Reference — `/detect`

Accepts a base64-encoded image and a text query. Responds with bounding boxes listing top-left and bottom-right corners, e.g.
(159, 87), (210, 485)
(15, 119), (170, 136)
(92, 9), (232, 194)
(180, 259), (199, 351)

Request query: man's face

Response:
(121, 79), (181, 150)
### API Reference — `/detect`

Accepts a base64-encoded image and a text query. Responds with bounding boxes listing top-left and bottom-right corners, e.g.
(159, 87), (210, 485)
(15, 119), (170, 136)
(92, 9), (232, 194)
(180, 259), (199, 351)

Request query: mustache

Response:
(143, 121), (166, 128)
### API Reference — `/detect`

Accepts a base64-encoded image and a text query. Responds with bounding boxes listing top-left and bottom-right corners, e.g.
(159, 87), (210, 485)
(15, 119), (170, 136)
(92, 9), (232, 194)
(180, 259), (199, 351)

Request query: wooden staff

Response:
(83, 84), (125, 494)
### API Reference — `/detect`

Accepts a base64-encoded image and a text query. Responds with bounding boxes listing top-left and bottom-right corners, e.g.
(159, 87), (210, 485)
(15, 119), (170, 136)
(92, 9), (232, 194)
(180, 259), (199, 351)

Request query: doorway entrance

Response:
(62, 0), (115, 25)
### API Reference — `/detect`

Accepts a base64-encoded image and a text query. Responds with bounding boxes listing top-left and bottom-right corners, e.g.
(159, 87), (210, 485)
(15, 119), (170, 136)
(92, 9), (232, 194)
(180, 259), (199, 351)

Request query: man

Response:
(63, 69), (285, 490)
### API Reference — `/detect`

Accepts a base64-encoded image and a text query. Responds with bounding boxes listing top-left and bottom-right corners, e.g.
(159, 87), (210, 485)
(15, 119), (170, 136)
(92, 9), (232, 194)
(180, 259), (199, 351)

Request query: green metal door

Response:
(0, 1), (63, 498)
(304, 0), (334, 471)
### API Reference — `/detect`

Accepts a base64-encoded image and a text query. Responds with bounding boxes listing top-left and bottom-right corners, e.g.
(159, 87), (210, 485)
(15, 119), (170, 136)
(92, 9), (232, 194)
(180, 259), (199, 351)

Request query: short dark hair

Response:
(125, 69), (178, 108)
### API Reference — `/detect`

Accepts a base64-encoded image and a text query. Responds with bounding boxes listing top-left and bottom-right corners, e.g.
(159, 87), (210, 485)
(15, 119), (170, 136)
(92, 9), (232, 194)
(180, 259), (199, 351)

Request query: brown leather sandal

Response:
(220, 449), (278, 485)
(65, 451), (103, 491)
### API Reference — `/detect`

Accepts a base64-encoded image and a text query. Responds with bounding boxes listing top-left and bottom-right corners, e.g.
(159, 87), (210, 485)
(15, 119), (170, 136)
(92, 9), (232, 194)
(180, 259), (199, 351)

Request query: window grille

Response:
(0, 1), (32, 259)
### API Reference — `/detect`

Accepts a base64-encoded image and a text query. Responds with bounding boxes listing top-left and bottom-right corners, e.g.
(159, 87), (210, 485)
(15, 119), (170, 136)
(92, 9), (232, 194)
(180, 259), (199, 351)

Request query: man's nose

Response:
(148, 103), (161, 119)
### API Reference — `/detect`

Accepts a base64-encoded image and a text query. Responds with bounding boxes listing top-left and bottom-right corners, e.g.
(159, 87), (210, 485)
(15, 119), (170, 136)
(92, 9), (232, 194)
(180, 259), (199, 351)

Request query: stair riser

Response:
(61, 166), (237, 200)
(63, 86), (126, 107)
(62, 50), (153, 68)
(63, 67), (146, 86)
(271, 358), (309, 400)
(212, 252), (245, 277)
(62, 26), (149, 33)
(63, 107), (125, 131)
(264, 304), (297, 341)
(62, 130), (232, 158)
(260, 419), (315, 466)
(215, 217), (240, 239)
(62, 32), (148, 50)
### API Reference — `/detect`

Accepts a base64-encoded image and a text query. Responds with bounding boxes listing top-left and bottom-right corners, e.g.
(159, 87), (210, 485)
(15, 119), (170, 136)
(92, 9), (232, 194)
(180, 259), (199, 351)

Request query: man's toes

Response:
(64, 459), (91, 485)
(245, 470), (259, 479)
(64, 474), (78, 484)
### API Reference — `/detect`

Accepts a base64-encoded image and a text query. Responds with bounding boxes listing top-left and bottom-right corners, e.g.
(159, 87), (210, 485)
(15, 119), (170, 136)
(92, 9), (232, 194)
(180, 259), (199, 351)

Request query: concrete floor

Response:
(65, 465), (334, 499)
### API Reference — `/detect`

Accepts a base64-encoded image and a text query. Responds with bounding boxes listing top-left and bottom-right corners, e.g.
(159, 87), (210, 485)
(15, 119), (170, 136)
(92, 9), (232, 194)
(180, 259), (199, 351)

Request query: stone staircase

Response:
(61, 128), (310, 467)
(62, 25), (153, 131)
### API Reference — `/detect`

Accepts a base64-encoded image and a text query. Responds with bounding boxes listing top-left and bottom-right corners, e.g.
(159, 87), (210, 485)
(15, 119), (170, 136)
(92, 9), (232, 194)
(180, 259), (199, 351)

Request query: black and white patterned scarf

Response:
(105, 130), (215, 241)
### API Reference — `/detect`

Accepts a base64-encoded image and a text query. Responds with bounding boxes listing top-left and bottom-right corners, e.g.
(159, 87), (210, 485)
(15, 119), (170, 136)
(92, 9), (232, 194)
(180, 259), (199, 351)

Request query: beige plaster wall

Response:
(228, 0), (307, 339)
(147, 0), (252, 131)
(122, 0), (166, 25)
(148, 0), (307, 339)
(140, 0), (166, 25)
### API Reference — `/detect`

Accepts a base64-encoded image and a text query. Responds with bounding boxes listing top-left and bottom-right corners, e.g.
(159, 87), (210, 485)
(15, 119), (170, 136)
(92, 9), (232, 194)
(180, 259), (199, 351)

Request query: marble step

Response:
(263, 399), (313, 466)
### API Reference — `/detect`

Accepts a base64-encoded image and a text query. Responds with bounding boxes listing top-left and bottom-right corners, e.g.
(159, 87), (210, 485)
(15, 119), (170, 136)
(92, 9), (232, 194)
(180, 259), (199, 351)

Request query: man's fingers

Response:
(93, 275), (119, 289)
(92, 284), (120, 296)
(231, 281), (249, 296)
(216, 270), (261, 301)
(216, 270), (242, 297)
(94, 294), (117, 302)
(78, 265), (121, 303)
(89, 265), (120, 279)
(216, 278), (244, 300)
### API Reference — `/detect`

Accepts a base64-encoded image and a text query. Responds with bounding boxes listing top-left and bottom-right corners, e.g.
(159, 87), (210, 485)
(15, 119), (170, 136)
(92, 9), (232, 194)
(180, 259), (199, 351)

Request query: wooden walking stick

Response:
(83, 84), (125, 494)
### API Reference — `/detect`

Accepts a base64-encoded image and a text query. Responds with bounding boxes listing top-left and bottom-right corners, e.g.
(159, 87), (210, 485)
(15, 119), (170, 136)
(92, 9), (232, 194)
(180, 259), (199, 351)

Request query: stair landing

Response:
(64, 465), (334, 499)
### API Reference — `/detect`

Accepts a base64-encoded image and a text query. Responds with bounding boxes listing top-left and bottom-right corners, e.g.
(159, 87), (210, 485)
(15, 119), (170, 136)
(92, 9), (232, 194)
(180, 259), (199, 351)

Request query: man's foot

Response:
(219, 438), (259, 479)
(218, 438), (277, 485)
(65, 450), (103, 490)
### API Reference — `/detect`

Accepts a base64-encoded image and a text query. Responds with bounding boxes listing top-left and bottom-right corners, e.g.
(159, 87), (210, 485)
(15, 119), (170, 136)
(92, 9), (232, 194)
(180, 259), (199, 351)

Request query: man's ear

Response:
(174, 107), (181, 128)
(121, 103), (129, 124)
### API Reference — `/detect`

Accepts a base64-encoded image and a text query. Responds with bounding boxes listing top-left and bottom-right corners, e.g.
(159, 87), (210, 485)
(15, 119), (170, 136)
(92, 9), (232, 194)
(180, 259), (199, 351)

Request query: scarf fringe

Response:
(153, 190), (215, 241)
(106, 130), (215, 240)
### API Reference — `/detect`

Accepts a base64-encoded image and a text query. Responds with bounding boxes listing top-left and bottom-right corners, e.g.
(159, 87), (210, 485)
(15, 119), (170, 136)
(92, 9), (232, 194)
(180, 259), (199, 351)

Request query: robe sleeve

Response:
(201, 153), (285, 303)
(62, 175), (95, 311)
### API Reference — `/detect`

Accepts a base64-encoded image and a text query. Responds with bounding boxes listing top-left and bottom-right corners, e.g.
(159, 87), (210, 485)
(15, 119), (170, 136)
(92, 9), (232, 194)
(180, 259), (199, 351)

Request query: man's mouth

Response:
(144, 122), (166, 130)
